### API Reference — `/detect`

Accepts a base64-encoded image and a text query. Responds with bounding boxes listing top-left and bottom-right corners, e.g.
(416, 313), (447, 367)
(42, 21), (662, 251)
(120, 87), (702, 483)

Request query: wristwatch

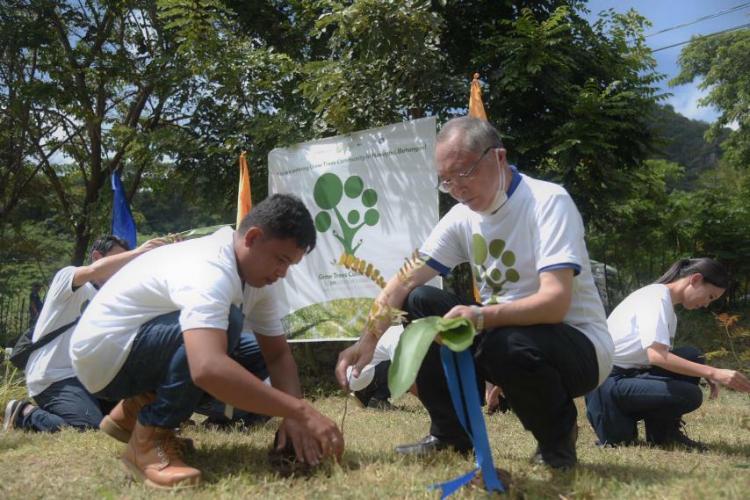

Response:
(471, 305), (484, 332)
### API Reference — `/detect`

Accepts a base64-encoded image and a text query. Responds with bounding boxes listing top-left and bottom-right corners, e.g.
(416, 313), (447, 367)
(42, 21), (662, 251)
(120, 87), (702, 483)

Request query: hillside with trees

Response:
(650, 104), (729, 190)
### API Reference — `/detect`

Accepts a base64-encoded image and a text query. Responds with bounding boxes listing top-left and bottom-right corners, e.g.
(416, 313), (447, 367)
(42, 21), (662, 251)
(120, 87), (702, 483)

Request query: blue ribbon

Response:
(429, 347), (505, 498)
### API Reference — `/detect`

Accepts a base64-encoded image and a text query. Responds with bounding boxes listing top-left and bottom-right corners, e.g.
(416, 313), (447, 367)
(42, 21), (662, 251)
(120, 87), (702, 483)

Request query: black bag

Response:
(8, 318), (79, 370)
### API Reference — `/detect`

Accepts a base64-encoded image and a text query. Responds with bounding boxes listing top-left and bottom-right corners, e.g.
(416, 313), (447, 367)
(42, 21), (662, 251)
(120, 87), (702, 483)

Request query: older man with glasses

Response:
(336, 116), (613, 470)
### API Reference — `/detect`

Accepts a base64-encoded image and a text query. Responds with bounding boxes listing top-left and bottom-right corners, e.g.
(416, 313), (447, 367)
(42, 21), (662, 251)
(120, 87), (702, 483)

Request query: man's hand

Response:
(136, 236), (170, 253)
(276, 417), (323, 465)
(444, 304), (483, 331)
(279, 402), (344, 465)
(335, 334), (378, 391)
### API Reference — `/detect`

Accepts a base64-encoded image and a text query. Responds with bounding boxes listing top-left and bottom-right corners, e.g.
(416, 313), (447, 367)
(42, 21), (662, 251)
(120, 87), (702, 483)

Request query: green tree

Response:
(587, 158), (687, 291)
(678, 165), (750, 305)
(0, 2), (58, 224)
(0, 0), (200, 263)
(671, 28), (750, 304)
(1, 1), (296, 263)
(672, 29), (750, 171)
(470, 6), (663, 225)
(298, 0), (459, 134)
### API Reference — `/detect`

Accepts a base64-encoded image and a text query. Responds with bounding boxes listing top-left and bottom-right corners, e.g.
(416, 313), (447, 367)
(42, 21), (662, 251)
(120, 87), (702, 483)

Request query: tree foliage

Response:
(0, 2), (58, 223)
(672, 29), (750, 170)
(670, 28), (750, 304)
(470, 6), (663, 225)
(298, 0), (459, 133)
(1, 0), (200, 263)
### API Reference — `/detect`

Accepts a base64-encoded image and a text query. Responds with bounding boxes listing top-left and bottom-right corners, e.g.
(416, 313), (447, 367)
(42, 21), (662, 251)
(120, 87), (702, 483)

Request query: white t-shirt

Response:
(420, 172), (613, 384)
(24, 267), (97, 397)
(70, 227), (284, 393)
(609, 284), (676, 369)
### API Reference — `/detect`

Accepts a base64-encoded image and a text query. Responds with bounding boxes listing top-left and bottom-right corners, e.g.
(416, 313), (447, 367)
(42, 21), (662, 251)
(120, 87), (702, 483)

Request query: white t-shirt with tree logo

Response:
(420, 173), (613, 384)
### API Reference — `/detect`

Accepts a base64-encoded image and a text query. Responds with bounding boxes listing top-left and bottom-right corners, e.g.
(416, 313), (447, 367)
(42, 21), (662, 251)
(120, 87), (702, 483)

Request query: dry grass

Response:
(1, 386), (749, 499)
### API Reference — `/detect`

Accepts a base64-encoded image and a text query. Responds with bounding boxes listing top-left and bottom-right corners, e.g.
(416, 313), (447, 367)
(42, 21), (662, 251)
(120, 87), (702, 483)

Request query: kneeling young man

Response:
(4, 235), (165, 433)
(70, 194), (343, 489)
(337, 117), (613, 470)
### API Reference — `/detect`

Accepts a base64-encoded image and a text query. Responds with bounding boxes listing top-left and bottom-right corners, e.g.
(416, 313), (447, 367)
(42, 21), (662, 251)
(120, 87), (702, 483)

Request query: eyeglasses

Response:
(437, 146), (494, 193)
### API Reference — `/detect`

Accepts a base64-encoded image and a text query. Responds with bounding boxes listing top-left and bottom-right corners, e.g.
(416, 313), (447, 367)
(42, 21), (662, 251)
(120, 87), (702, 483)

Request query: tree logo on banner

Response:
(471, 234), (520, 303)
(313, 173), (380, 255)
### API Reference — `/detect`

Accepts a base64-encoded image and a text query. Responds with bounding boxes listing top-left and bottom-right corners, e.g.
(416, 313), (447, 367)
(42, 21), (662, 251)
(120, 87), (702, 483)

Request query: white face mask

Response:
(477, 161), (507, 216)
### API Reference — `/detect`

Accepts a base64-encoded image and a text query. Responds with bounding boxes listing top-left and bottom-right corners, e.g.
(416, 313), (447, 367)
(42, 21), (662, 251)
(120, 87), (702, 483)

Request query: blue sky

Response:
(584, 0), (750, 123)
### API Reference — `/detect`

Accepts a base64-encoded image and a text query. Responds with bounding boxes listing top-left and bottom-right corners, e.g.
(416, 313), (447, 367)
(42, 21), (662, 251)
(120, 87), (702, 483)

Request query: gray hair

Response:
(436, 117), (504, 151)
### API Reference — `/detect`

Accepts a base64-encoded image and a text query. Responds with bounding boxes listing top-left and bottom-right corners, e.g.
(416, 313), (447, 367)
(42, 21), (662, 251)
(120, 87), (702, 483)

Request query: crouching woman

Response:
(586, 258), (750, 450)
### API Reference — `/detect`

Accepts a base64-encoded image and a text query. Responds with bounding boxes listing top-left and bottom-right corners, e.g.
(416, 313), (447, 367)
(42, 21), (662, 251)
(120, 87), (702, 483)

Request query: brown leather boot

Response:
(122, 421), (201, 489)
(100, 394), (194, 451)
(100, 393), (156, 443)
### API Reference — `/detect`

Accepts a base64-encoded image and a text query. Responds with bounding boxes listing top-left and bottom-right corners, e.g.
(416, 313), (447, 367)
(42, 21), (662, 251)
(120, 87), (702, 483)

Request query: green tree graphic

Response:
(313, 173), (380, 255)
(471, 234), (520, 303)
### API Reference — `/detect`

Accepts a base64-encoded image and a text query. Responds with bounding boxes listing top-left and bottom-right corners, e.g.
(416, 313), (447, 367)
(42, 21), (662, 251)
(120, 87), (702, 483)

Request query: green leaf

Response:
(175, 224), (229, 239)
(388, 316), (475, 399)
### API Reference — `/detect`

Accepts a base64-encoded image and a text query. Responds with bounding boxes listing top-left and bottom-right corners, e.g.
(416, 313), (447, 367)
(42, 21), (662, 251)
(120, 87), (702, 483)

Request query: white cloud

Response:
(668, 82), (721, 123)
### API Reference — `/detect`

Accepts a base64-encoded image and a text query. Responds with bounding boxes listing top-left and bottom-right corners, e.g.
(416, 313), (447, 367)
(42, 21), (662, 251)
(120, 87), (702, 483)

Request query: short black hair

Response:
(238, 194), (316, 253)
(89, 235), (130, 260)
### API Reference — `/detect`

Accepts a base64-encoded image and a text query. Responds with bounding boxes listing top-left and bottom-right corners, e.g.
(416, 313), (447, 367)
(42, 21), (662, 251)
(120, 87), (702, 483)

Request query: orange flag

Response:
(468, 73), (488, 120)
(468, 73), (486, 303)
(236, 152), (252, 228)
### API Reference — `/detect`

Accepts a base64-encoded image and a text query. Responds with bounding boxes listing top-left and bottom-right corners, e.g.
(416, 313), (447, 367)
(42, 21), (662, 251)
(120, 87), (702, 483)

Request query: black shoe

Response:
(395, 434), (471, 456)
(649, 420), (707, 452)
(353, 361), (391, 408)
(3, 400), (29, 431)
(531, 425), (578, 470)
(353, 389), (373, 408)
(366, 398), (396, 411)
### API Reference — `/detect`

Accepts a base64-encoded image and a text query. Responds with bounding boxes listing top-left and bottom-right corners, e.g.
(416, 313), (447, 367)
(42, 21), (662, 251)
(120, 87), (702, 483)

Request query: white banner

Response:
(268, 117), (439, 339)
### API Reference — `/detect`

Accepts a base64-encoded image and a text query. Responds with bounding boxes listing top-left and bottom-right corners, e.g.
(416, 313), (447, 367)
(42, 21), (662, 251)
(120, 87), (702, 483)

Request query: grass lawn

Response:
(1, 387), (749, 499)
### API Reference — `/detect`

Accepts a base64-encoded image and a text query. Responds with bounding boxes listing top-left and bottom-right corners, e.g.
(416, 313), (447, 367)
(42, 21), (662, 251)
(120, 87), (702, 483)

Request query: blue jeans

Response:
(94, 306), (268, 428)
(195, 332), (270, 426)
(21, 377), (112, 432)
(585, 346), (704, 445)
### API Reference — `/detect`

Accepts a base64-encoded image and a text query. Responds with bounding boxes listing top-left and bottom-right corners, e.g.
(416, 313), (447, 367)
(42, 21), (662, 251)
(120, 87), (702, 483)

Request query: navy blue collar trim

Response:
(507, 165), (522, 198)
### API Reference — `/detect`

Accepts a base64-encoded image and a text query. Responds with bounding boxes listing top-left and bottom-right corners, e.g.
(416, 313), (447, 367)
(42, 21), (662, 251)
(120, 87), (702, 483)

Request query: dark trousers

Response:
(94, 306), (267, 429)
(20, 377), (115, 432)
(585, 346), (704, 445)
(406, 286), (599, 448)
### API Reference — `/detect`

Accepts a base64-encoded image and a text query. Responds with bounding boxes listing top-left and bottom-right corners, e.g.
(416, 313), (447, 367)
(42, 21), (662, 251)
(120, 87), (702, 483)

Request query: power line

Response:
(652, 22), (750, 53)
(646, 1), (750, 38)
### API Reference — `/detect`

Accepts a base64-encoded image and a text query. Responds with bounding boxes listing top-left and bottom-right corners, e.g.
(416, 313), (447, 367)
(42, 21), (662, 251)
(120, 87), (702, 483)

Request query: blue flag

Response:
(111, 171), (137, 249)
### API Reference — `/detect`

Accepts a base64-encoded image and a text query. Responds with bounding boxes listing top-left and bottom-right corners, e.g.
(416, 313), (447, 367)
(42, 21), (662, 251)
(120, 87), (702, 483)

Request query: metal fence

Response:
(0, 294), (30, 347)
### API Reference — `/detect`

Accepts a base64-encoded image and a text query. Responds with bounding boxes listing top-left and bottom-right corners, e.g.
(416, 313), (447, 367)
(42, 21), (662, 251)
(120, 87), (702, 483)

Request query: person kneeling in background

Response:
(586, 258), (750, 450)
